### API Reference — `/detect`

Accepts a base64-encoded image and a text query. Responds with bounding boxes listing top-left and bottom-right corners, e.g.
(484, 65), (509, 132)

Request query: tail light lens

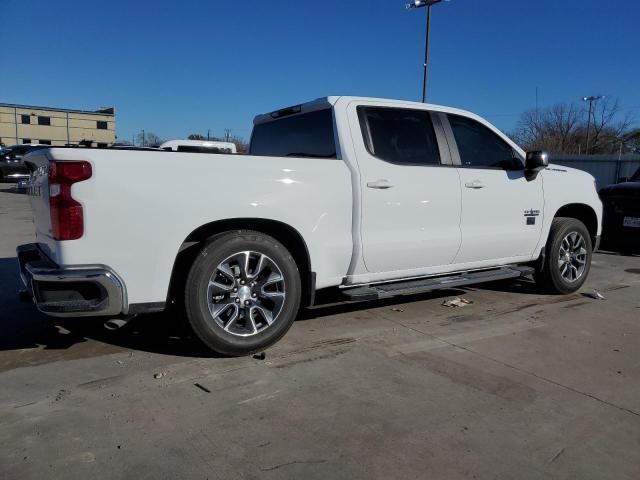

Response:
(48, 161), (92, 240)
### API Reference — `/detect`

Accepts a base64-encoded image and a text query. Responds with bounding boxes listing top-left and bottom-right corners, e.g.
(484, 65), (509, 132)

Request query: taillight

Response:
(48, 161), (92, 240)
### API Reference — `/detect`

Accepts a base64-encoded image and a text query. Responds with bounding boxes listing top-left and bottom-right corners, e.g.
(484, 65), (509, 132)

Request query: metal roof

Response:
(0, 103), (114, 116)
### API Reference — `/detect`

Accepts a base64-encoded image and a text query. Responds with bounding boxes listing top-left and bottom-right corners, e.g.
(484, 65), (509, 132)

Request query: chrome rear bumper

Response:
(17, 243), (126, 317)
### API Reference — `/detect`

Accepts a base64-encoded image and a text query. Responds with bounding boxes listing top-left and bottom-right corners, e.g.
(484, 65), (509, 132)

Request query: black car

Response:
(599, 167), (640, 253)
(0, 145), (48, 182)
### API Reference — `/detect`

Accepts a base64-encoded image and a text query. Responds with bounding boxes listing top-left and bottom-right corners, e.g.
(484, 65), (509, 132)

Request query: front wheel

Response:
(535, 217), (592, 294)
(185, 231), (301, 356)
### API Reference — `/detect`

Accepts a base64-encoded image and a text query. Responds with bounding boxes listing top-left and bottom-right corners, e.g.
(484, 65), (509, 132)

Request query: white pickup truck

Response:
(18, 96), (602, 355)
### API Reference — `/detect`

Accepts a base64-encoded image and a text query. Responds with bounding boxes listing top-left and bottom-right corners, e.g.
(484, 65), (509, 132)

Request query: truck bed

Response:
(23, 147), (353, 306)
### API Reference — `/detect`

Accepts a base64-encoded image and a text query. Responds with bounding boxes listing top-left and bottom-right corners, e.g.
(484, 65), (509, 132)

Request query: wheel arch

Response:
(167, 218), (315, 309)
(553, 203), (599, 245)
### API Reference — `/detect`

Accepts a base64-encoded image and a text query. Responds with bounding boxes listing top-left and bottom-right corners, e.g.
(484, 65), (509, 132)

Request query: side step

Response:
(343, 266), (534, 301)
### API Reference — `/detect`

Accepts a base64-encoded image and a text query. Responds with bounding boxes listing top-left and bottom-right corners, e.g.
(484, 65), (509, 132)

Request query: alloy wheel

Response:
(206, 251), (286, 337)
(557, 232), (588, 282)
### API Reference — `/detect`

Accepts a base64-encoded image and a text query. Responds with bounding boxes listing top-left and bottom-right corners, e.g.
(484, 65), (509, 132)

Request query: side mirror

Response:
(525, 151), (549, 171)
(617, 177), (629, 183)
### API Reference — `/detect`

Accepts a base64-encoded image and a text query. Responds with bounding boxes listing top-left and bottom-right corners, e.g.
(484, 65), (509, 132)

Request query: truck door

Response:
(444, 113), (544, 264)
(348, 102), (462, 276)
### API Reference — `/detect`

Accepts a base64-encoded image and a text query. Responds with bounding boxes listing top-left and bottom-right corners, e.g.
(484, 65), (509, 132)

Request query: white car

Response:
(18, 96), (602, 355)
(160, 139), (237, 154)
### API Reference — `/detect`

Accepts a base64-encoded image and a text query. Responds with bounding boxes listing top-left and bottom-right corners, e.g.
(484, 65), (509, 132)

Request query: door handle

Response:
(367, 179), (394, 189)
(464, 180), (485, 189)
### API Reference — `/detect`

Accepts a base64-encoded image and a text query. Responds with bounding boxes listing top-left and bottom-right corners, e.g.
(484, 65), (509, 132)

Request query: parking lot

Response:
(1, 184), (639, 480)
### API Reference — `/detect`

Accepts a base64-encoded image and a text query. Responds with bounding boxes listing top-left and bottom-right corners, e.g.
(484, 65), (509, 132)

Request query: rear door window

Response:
(250, 109), (336, 158)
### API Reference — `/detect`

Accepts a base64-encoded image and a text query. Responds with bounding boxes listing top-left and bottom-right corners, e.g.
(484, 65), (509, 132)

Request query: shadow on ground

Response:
(0, 255), (469, 363)
(2, 249), (636, 366)
(0, 256), (213, 361)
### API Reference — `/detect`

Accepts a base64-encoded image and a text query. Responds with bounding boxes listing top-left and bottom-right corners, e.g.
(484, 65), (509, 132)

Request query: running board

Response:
(342, 266), (534, 301)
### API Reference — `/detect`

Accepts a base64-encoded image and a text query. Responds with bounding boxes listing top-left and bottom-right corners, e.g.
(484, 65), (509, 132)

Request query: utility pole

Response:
(582, 95), (603, 154)
(405, 0), (448, 103)
(207, 129), (210, 141)
(141, 129), (145, 147)
(224, 129), (231, 142)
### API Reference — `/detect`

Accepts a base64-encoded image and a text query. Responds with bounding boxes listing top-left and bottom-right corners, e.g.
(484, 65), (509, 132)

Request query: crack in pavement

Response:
(550, 447), (566, 464)
(260, 459), (327, 472)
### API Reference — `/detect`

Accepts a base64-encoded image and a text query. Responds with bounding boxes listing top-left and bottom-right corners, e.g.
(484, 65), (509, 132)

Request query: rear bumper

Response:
(17, 243), (127, 317)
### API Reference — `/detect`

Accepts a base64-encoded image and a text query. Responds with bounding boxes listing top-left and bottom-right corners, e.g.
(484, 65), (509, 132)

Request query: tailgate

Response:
(23, 150), (58, 262)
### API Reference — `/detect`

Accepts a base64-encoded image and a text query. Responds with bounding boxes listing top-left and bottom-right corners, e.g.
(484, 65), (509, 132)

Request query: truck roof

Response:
(253, 96), (480, 125)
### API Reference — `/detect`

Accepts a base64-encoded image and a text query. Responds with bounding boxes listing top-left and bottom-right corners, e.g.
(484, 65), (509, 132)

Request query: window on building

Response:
(39, 140), (52, 145)
(22, 139), (31, 144)
(38, 116), (51, 126)
(358, 106), (441, 166)
(97, 121), (108, 130)
(21, 115), (31, 124)
(448, 114), (521, 170)
(249, 108), (336, 158)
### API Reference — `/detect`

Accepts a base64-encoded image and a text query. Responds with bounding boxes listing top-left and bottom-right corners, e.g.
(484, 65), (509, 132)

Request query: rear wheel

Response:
(184, 230), (301, 356)
(535, 217), (592, 294)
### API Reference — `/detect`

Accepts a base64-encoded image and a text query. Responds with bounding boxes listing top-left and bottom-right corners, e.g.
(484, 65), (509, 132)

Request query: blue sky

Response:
(1, 0), (637, 142)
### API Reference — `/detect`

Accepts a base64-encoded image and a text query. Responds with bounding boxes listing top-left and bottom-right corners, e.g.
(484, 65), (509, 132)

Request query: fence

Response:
(549, 154), (640, 189)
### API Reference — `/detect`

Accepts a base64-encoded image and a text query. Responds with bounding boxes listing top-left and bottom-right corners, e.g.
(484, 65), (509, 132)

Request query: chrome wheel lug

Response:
(233, 287), (238, 293)
(252, 292), (257, 298)
(244, 300), (250, 306)
(235, 298), (240, 303)
(240, 280), (245, 285)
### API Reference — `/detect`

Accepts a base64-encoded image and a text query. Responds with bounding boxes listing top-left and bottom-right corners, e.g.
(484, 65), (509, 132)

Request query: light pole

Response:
(582, 95), (602, 154)
(405, 0), (448, 103)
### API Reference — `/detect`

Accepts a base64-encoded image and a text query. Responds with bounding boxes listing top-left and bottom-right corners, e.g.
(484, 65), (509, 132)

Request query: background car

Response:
(159, 139), (238, 154)
(599, 167), (640, 253)
(0, 144), (48, 183)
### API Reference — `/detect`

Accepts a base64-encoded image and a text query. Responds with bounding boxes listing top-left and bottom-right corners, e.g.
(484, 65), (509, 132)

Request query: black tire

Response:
(184, 230), (301, 356)
(535, 217), (592, 294)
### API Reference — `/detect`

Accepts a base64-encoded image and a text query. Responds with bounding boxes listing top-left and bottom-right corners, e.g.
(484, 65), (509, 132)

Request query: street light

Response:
(582, 95), (603, 154)
(405, 0), (449, 103)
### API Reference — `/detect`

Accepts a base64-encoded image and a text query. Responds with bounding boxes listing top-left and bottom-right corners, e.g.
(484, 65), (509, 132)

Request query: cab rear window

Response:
(249, 109), (336, 158)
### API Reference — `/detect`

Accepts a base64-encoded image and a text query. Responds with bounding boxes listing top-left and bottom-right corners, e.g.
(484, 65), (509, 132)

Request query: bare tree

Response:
(187, 134), (208, 140)
(512, 97), (635, 154)
(137, 132), (163, 147)
(513, 103), (581, 153)
(587, 98), (633, 154)
(229, 135), (249, 154)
